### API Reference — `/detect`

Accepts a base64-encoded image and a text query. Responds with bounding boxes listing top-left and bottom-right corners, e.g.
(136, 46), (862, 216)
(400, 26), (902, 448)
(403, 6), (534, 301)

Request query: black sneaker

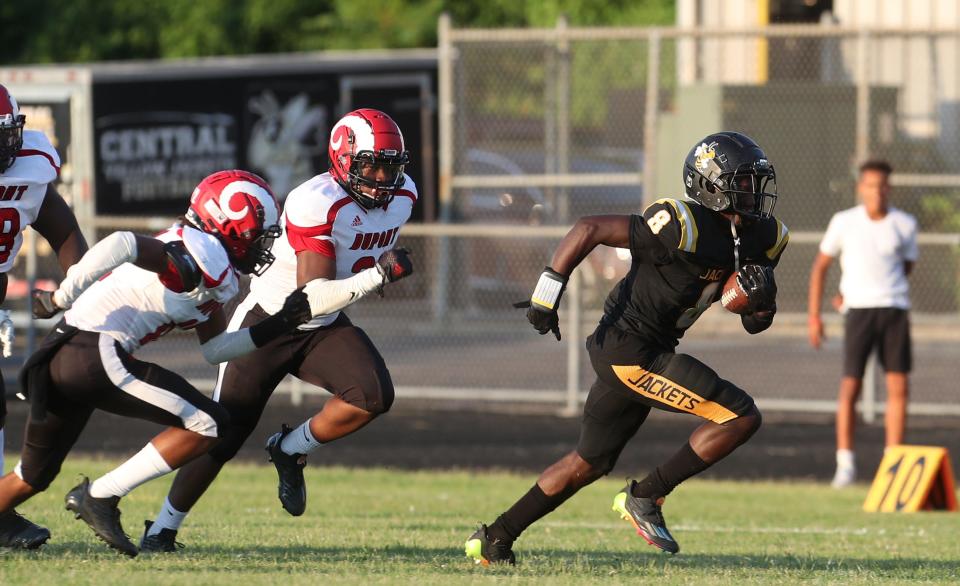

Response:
(0, 509), (51, 549)
(64, 476), (138, 557)
(612, 480), (680, 554)
(464, 524), (516, 566)
(265, 424), (307, 516)
(139, 520), (183, 553)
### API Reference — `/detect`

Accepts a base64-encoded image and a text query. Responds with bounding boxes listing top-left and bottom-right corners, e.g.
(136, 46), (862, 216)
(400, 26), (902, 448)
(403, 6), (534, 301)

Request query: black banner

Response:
(93, 67), (435, 221)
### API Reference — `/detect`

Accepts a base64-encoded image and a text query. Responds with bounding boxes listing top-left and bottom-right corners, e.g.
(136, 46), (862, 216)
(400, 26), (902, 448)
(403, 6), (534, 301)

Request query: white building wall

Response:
(678, 0), (960, 140)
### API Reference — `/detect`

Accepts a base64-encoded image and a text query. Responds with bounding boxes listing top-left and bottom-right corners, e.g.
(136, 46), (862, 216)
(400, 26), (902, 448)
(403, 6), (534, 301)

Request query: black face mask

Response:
(230, 224), (281, 276)
(345, 151), (409, 209)
(0, 115), (25, 173)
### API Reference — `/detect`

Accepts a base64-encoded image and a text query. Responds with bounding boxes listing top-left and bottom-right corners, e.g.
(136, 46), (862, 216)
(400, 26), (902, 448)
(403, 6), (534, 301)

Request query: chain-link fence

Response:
(435, 19), (960, 416)
(3, 21), (959, 419)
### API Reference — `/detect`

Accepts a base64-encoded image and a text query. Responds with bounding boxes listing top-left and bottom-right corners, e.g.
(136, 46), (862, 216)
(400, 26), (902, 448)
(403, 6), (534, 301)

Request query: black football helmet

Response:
(683, 132), (777, 219)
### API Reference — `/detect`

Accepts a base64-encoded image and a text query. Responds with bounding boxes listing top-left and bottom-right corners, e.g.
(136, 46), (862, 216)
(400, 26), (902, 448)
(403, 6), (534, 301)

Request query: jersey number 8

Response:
(0, 208), (21, 264)
(646, 210), (671, 235)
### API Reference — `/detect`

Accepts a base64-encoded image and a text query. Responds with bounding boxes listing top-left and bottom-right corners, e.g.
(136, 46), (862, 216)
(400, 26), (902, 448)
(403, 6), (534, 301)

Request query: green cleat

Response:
(612, 480), (680, 554)
(465, 524), (515, 566)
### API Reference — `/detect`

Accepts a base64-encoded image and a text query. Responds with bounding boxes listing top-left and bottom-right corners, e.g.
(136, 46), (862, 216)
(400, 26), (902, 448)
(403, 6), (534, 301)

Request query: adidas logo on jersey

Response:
(351, 215), (363, 227)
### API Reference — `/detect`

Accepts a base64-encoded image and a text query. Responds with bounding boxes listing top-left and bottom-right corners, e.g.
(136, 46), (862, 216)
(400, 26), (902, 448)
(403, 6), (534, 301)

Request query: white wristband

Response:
(531, 269), (566, 311)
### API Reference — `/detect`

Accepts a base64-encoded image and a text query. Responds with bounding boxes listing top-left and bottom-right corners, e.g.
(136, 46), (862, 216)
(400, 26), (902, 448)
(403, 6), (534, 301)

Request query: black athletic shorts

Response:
(576, 324), (756, 472)
(16, 329), (228, 491)
(843, 307), (912, 377)
(207, 301), (393, 463)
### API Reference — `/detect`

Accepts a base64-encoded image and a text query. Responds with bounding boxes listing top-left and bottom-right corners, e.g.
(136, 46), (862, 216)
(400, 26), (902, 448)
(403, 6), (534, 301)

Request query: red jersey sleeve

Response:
(286, 216), (337, 258)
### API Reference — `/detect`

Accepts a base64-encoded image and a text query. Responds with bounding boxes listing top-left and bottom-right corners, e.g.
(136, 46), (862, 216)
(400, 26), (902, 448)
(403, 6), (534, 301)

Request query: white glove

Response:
(0, 309), (14, 358)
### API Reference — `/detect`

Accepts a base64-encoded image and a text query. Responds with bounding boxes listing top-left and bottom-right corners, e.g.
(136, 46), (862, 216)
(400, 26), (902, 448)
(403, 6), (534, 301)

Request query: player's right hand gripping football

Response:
(514, 266), (567, 341)
(31, 289), (63, 319)
(737, 264), (777, 314)
(377, 247), (414, 283)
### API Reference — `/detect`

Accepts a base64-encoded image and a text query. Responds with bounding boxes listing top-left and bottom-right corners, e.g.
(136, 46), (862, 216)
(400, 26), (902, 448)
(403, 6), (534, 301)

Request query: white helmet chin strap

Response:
(729, 217), (741, 273)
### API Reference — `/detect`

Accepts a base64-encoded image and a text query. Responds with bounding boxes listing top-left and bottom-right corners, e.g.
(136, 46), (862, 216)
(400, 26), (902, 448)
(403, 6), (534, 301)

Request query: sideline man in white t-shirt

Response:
(808, 160), (918, 488)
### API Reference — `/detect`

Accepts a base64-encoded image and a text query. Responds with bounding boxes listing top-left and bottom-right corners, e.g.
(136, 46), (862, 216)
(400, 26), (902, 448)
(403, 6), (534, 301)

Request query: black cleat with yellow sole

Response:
(464, 524), (516, 566)
(612, 480), (680, 554)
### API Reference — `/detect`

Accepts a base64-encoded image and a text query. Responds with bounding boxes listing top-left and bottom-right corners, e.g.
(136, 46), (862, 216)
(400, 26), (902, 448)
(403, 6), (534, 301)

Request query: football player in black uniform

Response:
(465, 132), (789, 564)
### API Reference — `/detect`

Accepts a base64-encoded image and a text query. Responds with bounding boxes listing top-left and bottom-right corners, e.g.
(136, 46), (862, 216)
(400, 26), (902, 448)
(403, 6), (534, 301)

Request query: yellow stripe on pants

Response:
(611, 364), (738, 424)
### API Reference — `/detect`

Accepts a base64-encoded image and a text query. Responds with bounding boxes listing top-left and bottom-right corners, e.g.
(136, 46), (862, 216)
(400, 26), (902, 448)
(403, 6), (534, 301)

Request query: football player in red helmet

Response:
(0, 83), (89, 551)
(185, 169), (282, 276)
(0, 85), (26, 174)
(0, 170), (311, 556)
(328, 108), (410, 210)
(142, 110), (417, 552)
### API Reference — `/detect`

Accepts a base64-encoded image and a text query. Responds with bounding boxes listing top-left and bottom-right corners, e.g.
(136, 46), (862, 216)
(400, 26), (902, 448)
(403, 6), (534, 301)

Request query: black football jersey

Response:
(602, 198), (789, 349)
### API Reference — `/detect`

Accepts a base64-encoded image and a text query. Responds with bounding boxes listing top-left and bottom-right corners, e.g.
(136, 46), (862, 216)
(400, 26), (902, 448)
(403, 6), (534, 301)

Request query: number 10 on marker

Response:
(863, 446), (958, 512)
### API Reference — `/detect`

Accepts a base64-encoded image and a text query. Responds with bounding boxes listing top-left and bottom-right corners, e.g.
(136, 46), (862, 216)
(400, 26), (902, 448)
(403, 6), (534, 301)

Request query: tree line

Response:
(2, 0), (673, 65)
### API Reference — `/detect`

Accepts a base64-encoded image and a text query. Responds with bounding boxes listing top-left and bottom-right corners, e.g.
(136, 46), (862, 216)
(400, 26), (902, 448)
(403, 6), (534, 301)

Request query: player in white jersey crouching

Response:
(142, 109), (416, 552)
(0, 83), (89, 550)
(0, 170), (312, 556)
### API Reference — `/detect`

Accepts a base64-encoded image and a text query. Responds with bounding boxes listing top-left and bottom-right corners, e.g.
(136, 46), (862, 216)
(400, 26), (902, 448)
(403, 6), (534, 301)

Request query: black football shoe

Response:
(612, 480), (680, 554)
(64, 476), (138, 557)
(464, 524), (516, 566)
(0, 509), (51, 549)
(139, 520), (183, 553)
(265, 424), (307, 516)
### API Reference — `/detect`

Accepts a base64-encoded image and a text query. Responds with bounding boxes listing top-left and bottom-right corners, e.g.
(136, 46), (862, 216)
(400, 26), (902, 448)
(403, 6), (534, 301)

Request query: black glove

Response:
(249, 288), (311, 347)
(278, 287), (312, 326)
(32, 289), (62, 319)
(377, 247), (414, 283)
(737, 264), (777, 313)
(741, 303), (776, 334)
(513, 267), (567, 341)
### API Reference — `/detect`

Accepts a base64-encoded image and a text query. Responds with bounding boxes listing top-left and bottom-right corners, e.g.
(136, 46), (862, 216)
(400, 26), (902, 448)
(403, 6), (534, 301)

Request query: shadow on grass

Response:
(11, 541), (956, 576)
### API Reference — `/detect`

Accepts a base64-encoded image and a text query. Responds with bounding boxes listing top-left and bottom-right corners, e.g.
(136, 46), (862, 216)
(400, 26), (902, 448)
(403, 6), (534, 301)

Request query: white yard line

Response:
(538, 520), (895, 536)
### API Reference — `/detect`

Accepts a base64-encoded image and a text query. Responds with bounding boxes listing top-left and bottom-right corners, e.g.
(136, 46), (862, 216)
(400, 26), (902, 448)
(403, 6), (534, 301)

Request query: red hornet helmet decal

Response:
(185, 170), (281, 275)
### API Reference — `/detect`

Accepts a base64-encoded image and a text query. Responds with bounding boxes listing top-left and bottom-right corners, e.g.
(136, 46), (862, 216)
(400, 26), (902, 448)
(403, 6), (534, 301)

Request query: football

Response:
(720, 271), (750, 314)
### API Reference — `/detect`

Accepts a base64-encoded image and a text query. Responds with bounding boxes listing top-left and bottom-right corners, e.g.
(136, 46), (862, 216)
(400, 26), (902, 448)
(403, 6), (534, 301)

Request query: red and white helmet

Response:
(185, 170), (281, 276)
(0, 84), (26, 173)
(329, 108), (409, 209)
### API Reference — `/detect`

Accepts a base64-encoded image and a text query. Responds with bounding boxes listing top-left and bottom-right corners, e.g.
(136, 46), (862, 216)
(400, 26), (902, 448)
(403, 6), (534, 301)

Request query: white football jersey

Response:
(249, 172), (417, 328)
(0, 130), (60, 272)
(65, 225), (239, 353)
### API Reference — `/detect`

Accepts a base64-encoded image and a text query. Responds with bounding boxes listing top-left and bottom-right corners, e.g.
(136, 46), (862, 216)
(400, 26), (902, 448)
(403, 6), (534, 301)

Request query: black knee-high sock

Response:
(486, 484), (569, 543)
(631, 443), (709, 499)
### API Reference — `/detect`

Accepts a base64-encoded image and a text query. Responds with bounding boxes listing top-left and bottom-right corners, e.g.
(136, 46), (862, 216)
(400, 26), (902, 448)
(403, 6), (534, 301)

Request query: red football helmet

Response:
(185, 170), (281, 276)
(0, 84), (26, 174)
(328, 108), (409, 209)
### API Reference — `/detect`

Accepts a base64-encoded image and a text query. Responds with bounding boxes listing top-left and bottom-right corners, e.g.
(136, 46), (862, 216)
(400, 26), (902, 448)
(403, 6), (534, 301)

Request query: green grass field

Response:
(1, 457), (957, 585)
